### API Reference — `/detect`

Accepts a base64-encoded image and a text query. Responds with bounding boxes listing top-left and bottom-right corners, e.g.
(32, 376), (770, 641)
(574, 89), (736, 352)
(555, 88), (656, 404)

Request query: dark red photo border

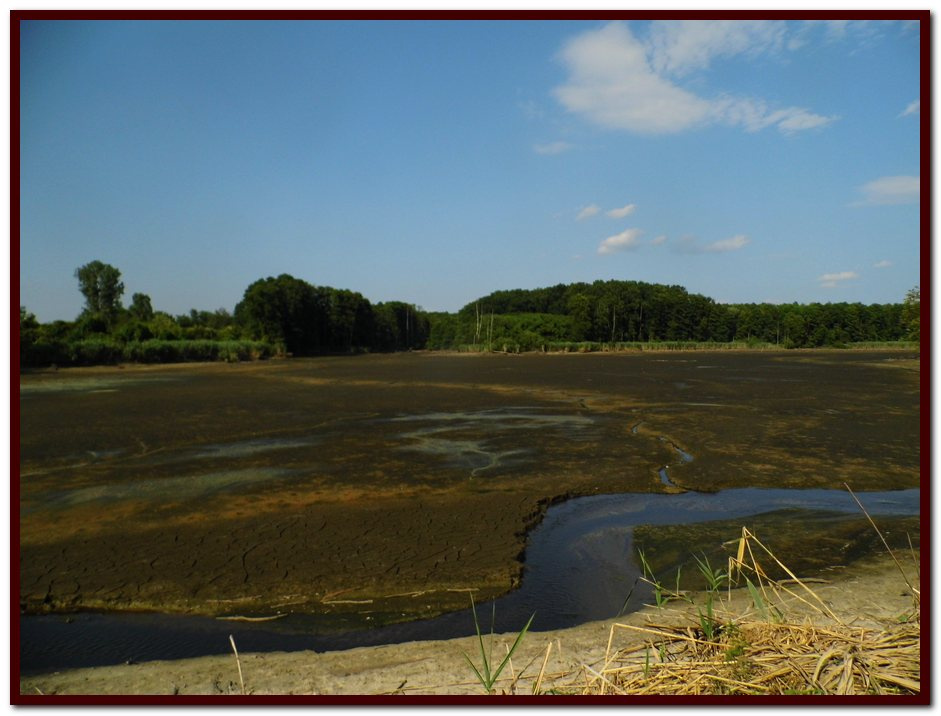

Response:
(9, 9), (931, 707)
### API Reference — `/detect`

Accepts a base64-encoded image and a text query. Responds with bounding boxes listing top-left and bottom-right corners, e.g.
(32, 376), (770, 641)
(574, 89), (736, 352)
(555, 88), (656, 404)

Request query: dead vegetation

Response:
(436, 488), (921, 698)
(486, 500), (922, 698)
(567, 524), (920, 696)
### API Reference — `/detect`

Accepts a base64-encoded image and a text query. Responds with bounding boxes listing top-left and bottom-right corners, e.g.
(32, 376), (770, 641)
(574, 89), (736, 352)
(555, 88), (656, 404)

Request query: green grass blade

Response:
(745, 577), (768, 620)
(491, 612), (535, 685)
(462, 651), (487, 689)
(488, 600), (497, 684)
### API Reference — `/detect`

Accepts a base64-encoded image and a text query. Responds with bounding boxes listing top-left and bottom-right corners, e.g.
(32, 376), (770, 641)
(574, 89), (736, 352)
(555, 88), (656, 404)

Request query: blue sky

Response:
(19, 18), (922, 322)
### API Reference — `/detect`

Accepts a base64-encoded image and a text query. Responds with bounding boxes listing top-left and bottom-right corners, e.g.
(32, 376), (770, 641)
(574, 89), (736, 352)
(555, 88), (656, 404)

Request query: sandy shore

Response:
(19, 552), (919, 698)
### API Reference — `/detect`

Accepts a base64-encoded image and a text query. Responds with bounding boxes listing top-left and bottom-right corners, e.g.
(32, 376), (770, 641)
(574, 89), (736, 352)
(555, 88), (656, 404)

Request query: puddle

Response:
(392, 408), (597, 477)
(38, 468), (298, 509)
(658, 438), (693, 486)
(189, 438), (317, 460)
(19, 377), (177, 394)
(19, 485), (918, 674)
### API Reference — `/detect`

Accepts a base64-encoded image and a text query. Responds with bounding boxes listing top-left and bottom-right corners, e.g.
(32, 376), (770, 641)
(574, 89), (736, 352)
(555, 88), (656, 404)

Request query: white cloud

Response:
(576, 204), (601, 220)
(598, 228), (643, 254)
(555, 23), (712, 134)
(554, 21), (838, 136)
(818, 270), (858, 288)
(704, 234), (750, 252)
(647, 20), (787, 77)
(606, 203), (636, 219)
(651, 234), (668, 246)
(791, 19), (887, 52)
(712, 97), (837, 133)
(677, 233), (750, 254)
(873, 260), (892, 269)
(854, 175), (920, 206)
(533, 141), (573, 155)
(899, 99), (920, 118)
(775, 108), (839, 133)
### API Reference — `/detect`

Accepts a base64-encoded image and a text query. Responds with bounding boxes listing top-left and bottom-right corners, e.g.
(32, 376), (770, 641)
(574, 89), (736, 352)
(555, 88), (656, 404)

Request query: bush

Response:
(68, 339), (124, 365)
(120, 339), (276, 364)
(21, 340), (70, 368)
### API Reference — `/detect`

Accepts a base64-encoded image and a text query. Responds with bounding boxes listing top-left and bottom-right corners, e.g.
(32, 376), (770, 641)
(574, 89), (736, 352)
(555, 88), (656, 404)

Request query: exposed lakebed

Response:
(19, 352), (921, 673)
(20, 485), (919, 673)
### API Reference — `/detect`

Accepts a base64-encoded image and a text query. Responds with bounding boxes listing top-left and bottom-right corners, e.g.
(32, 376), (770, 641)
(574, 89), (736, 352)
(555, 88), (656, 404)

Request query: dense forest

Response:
(430, 280), (920, 352)
(18, 261), (919, 368)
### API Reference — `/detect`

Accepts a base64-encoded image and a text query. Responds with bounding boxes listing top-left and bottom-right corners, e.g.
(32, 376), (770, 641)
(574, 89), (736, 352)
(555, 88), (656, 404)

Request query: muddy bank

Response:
(19, 351), (920, 625)
(19, 551), (920, 697)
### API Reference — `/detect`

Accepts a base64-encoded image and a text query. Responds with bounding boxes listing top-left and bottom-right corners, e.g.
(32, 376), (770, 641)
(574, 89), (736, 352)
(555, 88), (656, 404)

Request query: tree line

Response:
(19, 261), (429, 367)
(19, 262), (918, 368)
(428, 280), (919, 352)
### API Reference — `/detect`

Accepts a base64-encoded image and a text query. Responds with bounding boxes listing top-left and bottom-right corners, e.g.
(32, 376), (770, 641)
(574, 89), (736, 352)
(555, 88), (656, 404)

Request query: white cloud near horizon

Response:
(818, 270), (858, 288)
(533, 141), (574, 155)
(576, 204), (601, 220)
(899, 99), (920, 117)
(606, 203), (637, 219)
(874, 259), (893, 268)
(676, 233), (749, 254)
(704, 234), (750, 252)
(554, 22), (838, 136)
(854, 175), (920, 206)
(598, 228), (644, 254)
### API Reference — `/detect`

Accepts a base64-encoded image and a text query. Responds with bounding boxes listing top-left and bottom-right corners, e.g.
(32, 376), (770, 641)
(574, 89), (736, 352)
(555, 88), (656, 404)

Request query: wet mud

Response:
(19, 351), (920, 624)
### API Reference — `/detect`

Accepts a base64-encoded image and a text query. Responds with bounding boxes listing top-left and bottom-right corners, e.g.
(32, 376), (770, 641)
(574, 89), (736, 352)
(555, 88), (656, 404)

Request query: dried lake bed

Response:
(18, 350), (921, 670)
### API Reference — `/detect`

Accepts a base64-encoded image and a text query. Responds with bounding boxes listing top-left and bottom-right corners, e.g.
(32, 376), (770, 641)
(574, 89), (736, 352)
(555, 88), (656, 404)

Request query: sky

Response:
(18, 17), (923, 322)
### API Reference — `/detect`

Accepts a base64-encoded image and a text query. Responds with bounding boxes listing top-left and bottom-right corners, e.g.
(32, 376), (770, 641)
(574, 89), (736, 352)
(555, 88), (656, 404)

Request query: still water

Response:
(20, 486), (918, 674)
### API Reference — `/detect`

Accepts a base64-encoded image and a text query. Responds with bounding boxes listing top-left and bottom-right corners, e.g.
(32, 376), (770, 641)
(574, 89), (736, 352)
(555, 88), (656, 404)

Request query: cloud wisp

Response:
(677, 233), (750, 254)
(606, 203), (637, 219)
(576, 204), (601, 220)
(853, 175), (920, 206)
(533, 141), (574, 155)
(873, 260), (893, 269)
(598, 228), (643, 254)
(899, 99), (920, 118)
(554, 21), (838, 136)
(704, 234), (750, 252)
(818, 270), (858, 288)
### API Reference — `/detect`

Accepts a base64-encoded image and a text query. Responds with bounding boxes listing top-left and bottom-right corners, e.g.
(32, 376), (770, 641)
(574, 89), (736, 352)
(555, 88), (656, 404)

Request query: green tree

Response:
(566, 292), (592, 341)
(128, 293), (154, 321)
(235, 274), (329, 354)
(74, 260), (124, 324)
(19, 307), (40, 365)
(902, 286), (920, 341)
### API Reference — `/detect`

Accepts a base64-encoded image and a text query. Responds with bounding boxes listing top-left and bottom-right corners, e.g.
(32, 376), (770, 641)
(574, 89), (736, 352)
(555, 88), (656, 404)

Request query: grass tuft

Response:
(461, 594), (535, 694)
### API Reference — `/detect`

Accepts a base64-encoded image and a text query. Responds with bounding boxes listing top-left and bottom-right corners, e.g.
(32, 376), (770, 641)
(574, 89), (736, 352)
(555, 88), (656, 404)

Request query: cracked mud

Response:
(19, 350), (920, 626)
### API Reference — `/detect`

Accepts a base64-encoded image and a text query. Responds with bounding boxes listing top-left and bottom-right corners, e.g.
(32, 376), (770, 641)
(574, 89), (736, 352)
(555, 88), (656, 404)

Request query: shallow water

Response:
(35, 467), (299, 510)
(19, 485), (918, 674)
(392, 407), (598, 477)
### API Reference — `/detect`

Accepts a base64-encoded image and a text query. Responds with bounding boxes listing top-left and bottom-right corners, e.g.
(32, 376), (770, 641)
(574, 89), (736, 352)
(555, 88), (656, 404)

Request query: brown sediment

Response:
(19, 350), (920, 622)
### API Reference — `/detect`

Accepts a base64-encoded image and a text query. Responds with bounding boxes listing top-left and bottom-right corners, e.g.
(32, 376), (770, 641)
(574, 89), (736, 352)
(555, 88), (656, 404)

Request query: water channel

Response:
(20, 485), (919, 675)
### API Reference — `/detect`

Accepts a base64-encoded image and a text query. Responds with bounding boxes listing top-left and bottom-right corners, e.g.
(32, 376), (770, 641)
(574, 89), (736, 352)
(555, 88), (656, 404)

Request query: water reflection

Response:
(20, 485), (918, 674)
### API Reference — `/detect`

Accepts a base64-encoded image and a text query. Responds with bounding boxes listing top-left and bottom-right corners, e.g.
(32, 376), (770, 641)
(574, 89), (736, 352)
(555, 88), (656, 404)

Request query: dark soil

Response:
(18, 350), (920, 622)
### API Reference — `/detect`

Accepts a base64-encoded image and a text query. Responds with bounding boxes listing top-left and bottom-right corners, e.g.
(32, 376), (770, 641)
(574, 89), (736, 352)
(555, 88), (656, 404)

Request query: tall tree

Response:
(75, 260), (124, 323)
(902, 286), (920, 341)
(128, 292), (154, 321)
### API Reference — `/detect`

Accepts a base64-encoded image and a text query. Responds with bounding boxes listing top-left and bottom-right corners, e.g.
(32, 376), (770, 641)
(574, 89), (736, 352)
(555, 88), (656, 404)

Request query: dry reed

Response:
(564, 524), (921, 696)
